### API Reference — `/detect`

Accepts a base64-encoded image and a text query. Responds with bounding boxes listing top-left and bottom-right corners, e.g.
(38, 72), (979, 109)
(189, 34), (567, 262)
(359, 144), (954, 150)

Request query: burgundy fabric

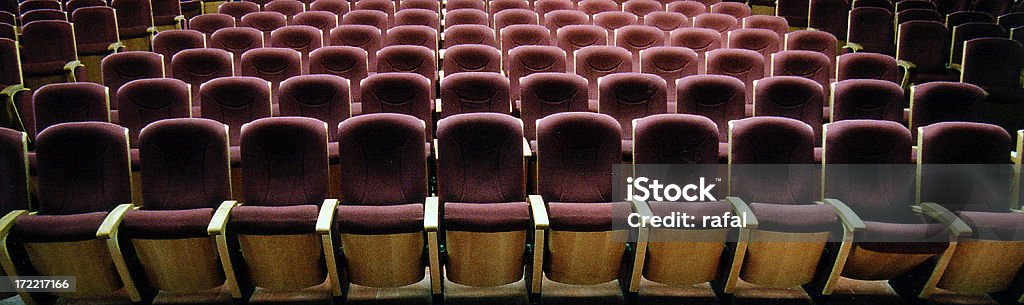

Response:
(111, 0), (154, 38)
(151, 0), (182, 26)
(555, 25), (608, 68)
(519, 73), (590, 140)
(749, 202), (837, 233)
(895, 0), (935, 11)
(624, 0), (664, 18)
(292, 11), (338, 42)
(537, 112), (621, 203)
(499, 24), (551, 70)
(752, 76), (824, 141)
(962, 38), (1024, 88)
(12, 211), (109, 242)
(33, 82), (110, 134)
(35, 122), (131, 215)
(998, 12), (1024, 29)
(0, 23), (12, 40)
(857, 221), (950, 254)
(808, 0), (850, 39)
(898, 21), (955, 84)
(771, 50), (831, 93)
(446, 0), (484, 11)
(444, 8), (488, 27)
(444, 24), (497, 48)
(598, 73), (668, 140)
(152, 30), (206, 75)
(0, 38), (15, 88)
(668, 28), (722, 72)
(667, 1), (707, 17)
(360, 73), (433, 138)
(337, 113), (427, 205)
(957, 211), (1024, 241)
(831, 79), (903, 122)
(897, 8), (941, 24)
(18, 0), (61, 13)
(946, 11), (993, 28)
(676, 74), (745, 142)
(919, 122), (1012, 212)
(579, 0), (620, 15)
(729, 116), (815, 163)
(20, 9), (66, 24)
(400, 0), (439, 12)
(376, 45), (438, 88)
(710, 2), (750, 18)
(548, 201), (629, 231)
(230, 204), (320, 234)
(121, 208), (215, 239)
(645, 11), (688, 32)
(574, 45), (632, 99)
(705, 48), (764, 103)
(210, 27), (265, 73)
(634, 114), (719, 164)
(489, 0), (529, 16)
(69, 7), (117, 56)
(241, 117), (329, 206)
(118, 79), (192, 146)
(341, 10), (389, 35)
(353, 0), (394, 20)
(199, 77), (273, 145)
(335, 203), (424, 234)
(170, 48), (234, 106)
(648, 201), (733, 229)
(443, 44), (502, 75)
(640, 47), (698, 102)
(239, 47), (302, 95)
(727, 28), (780, 64)
(848, 7), (895, 55)
(138, 118), (229, 210)
(910, 82), (986, 132)
(443, 201), (531, 232)
(836, 53), (899, 82)
(66, 0), (106, 12)
(20, 20), (77, 77)
(240, 11), (288, 41)
(823, 120), (917, 221)
(693, 13), (739, 35)
(219, 1), (260, 21)
(384, 25), (438, 53)
(328, 24), (382, 69)
(0, 128), (28, 213)
(270, 25), (324, 68)
(777, 0), (811, 26)
(309, 46), (368, 103)
(743, 15), (788, 40)
(785, 30), (838, 71)
(508, 45), (566, 101)
(264, 0), (305, 18)
(101, 51), (165, 109)
(278, 75), (351, 141)
(395, 8), (438, 29)
(615, 25), (665, 68)
(538, 3), (577, 26)
(971, 0), (1012, 21)
(436, 113), (525, 203)
(188, 14), (235, 43)
(594, 11), (638, 37)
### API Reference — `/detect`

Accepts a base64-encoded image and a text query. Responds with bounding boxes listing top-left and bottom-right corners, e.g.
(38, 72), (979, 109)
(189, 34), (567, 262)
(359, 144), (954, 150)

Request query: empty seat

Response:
(395, 8), (439, 29)
(830, 79), (903, 122)
(836, 52), (899, 82)
(710, 2), (751, 18)
(519, 72), (589, 145)
(784, 30), (838, 73)
(771, 50), (832, 95)
(443, 44), (502, 75)
(778, 0), (812, 27)
(752, 76), (824, 141)
(489, 0), (529, 17)
(645, 11), (689, 32)
(376, 45), (437, 89)
(667, 1), (707, 17)
(896, 21), (956, 88)
(495, 9), (540, 38)
(218, 1), (260, 21)
(20, 20), (84, 90)
(240, 11), (288, 41)
(270, 25), (323, 72)
(908, 81), (986, 134)
(508, 45), (567, 102)
(116, 78), (192, 147)
(961, 38), (1024, 134)
(210, 27), (265, 74)
(18, 0), (61, 13)
(809, 0), (851, 39)
(0, 127), (29, 213)
(101, 51), (165, 113)
(292, 11), (339, 42)
(111, 0), (156, 51)
(544, 10), (590, 35)
(579, 0), (620, 15)
(359, 73), (434, 138)
(152, 30), (207, 75)
(264, 0), (305, 18)
(594, 11), (639, 40)
(896, 8), (942, 24)
(239, 47), (301, 99)
(949, 22), (1007, 69)
(556, 25), (608, 70)
(385, 25), (438, 55)
(598, 72), (668, 159)
(309, 46), (368, 103)
(446, 0), (485, 11)
(328, 24), (382, 70)
(1012, 26), (1023, 44)
(997, 12), (1024, 30)
(743, 15), (788, 40)
(152, 0), (186, 30)
(668, 27), (723, 73)
(946, 11), (994, 28)
(443, 24), (498, 49)
(852, 0), (892, 9)
(705, 48), (763, 104)
(727, 28), (781, 71)
(199, 76), (272, 145)
(188, 13), (235, 44)
(615, 25), (666, 69)
(171, 48), (234, 107)
(624, 0), (664, 20)
(444, 8), (488, 27)
(633, 113), (720, 164)
(278, 74), (351, 141)
(0, 38), (29, 133)
(845, 7), (895, 55)
(676, 74), (746, 156)
(500, 24), (552, 68)
(32, 82), (111, 134)
(439, 72), (511, 118)
(895, 0), (935, 11)
(401, 0), (440, 12)
(574, 45), (632, 99)
(535, 0), (575, 24)
(21, 9), (66, 24)
(341, 9), (389, 35)
(66, 0), (106, 13)
(310, 0), (350, 14)
(0, 23), (12, 40)
(353, 0), (395, 22)
(639, 46), (698, 102)
(70, 7), (121, 83)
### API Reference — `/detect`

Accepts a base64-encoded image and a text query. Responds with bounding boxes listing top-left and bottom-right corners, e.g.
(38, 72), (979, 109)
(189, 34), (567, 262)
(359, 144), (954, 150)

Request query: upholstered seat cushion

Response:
(121, 208), (215, 239)
(12, 212), (109, 242)
(856, 221), (949, 254)
(444, 202), (531, 232)
(957, 210), (1024, 241)
(982, 86), (1024, 105)
(548, 201), (631, 232)
(648, 201), (733, 230)
(230, 204), (320, 235)
(749, 202), (837, 233)
(335, 203), (424, 235)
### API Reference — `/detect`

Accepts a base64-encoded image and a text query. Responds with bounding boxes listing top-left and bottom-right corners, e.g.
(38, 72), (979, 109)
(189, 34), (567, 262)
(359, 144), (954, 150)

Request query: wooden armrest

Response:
(63, 60), (83, 72)
(523, 138), (532, 158)
(842, 42), (863, 52)
(108, 41), (124, 53)
(435, 99), (442, 114)
(528, 195), (549, 230)
(208, 200), (239, 235)
(527, 195), (548, 294)
(97, 203), (136, 239)
(316, 199), (338, 234)
(0, 210), (27, 238)
(174, 15), (186, 22)
(948, 63), (962, 73)
(897, 59), (917, 88)
(425, 197), (439, 232)
(425, 196), (442, 294)
(432, 139), (439, 161)
(725, 196), (757, 229)
(821, 199), (866, 232)
(147, 26), (158, 34)
(919, 202), (972, 237)
(626, 199), (651, 293)
(0, 84), (27, 97)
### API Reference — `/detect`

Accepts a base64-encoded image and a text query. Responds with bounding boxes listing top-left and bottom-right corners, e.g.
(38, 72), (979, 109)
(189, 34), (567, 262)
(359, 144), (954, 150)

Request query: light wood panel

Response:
(643, 229), (728, 286)
(237, 233), (326, 291)
(340, 232), (425, 287)
(739, 230), (830, 288)
(24, 240), (123, 298)
(545, 230), (629, 285)
(938, 239), (1024, 294)
(132, 237), (225, 292)
(445, 230), (527, 287)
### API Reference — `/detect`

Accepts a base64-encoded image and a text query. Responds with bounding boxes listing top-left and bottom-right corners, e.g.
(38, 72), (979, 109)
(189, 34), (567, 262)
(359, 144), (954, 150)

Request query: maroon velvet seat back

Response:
(21, 9), (66, 24)
(66, 0), (106, 14)
(693, 13), (739, 35)
(615, 25), (665, 68)
(400, 0), (439, 12)
(667, 1), (706, 17)
(0, 38), (16, 88)
(153, 30), (207, 75)
(676, 74), (746, 142)
(668, 27), (722, 72)
(808, 0), (851, 39)
(292, 11), (338, 42)
(310, 0), (351, 14)
(188, 14), (235, 43)
(447, 0), (484, 11)
(727, 28), (780, 63)
(489, 0), (529, 17)
(831, 79), (903, 122)
(101, 51), (165, 108)
(376, 45), (437, 86)
(574, 45), (632, 99)
(823, 119), (915, 222)
(962, 38), (1024, 88)
(598, 73), (668, 140)
(211, 27), (265, 73)
(241, 117), (329, 206)
(919, 122), (1012, 212)
(910, 82), (986, 132)
(836, 52), (898, 82)
(634, 114), (719, 164)
(199, 76), (272, 144)
(337, 113), (427, 205)
(151, 0), (182, 27)
(644, 11), (688, 33)
(18, 0), (61, 13)
(639, 46), (698, 102)
(508, 45), (567, 100)
(0, 23), (13, 41)
(139, 118), (230, 210)
(556, 25), (608, 68)
(309, 46), (368, 103)
(847, 7), (895, 54)
(500, 24), (551, 69)
(444, 9), (488, 27)
(270, 25), (324, 67)
(536, 0), (574, 23)
(771, 50), (832, 91)
(710, 2), (750, 18)
(753, 76), (824, 141)
(778, 0), (812, 27)
(896, 8), (941, 24)
(264, 0), (305, 18)
(33, 82), (110, 135)
(946, 11), (993, 28)
(579, 0), (619, 15)
(394, 8), (438, 29)
(360, 73), (433, 138)
(785, 30), (838, 71)
(353, 0), (394, 20)
(328, 24), (382, 69)
(239, 47), (301, 94)
(743, 15), (788, 40)
(111, 0), (154, 38)
(118, 78), (192, 146)
(536, 112), (620, 203)
(519, 73), (589, 140)
(897, 21), (950, 73)
(384, 25), (438, 53)
(728, 117), (817, 203)
(624, 0), (663, 18)
(341, 9), (389, 35)
(240, 11), (288, 40)
(444, 24), (497, 48)
(219, 1), (260, 21)
(705, 48), (764, 102)
(443, 44), (502, 75)
(594, 11), (638, 37)
(278, 74), (351, 141)
(70, 7), (117, 56)
(436, 113), (525, 203)
(35, 122), (130, 215)
(20, 20), (78, 77)
(170, 48), (234, 105)
(440, 72), (511, 118)
(0, 127), (29, 213)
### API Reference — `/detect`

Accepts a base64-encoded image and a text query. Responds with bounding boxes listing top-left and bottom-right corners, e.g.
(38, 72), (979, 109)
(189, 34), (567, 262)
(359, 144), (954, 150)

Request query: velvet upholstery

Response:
(69, 7), (117, 56)
(360, 73), (434, 138)
(443, 45), (502, 75)
(20, 20), (78, 77)
(676, 75), (746, 142)
(309, 46), (368, 103)
(519, 73), (590, 141)
(152, 30), (207, 75)
(170, 48), (234, 106)
(33, 82), (110, 135)
(110, 0), (154, 38)
(836, 53), (899, 82)
(440, 72), (511, 118)
(117, 78), (192, 147)
(239, 116), (329, 207)
(574, 45), (632, 99)
(278, 75), (351, 141)
(444, 24), (498, 48)
(536, 112), (621, 203)
(831, 79), (904, 122)
(328, 24), (382, 69)
(633, 114), (719, 164)
(508, 45), (567, 101)
(336, 113), (427, 205)
(752, 76), (824, 141)
(101, 51), (165, 109)
(376, 45), (438, 88)
(199, 76), (273, 145)
(188, 14), (235, 43)
(615, 25), (665, 68)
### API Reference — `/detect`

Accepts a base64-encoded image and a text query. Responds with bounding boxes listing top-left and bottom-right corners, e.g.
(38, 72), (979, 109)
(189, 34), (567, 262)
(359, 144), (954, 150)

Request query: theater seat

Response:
(598, 73), (668, 161)
(676, 74), (746, 161)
